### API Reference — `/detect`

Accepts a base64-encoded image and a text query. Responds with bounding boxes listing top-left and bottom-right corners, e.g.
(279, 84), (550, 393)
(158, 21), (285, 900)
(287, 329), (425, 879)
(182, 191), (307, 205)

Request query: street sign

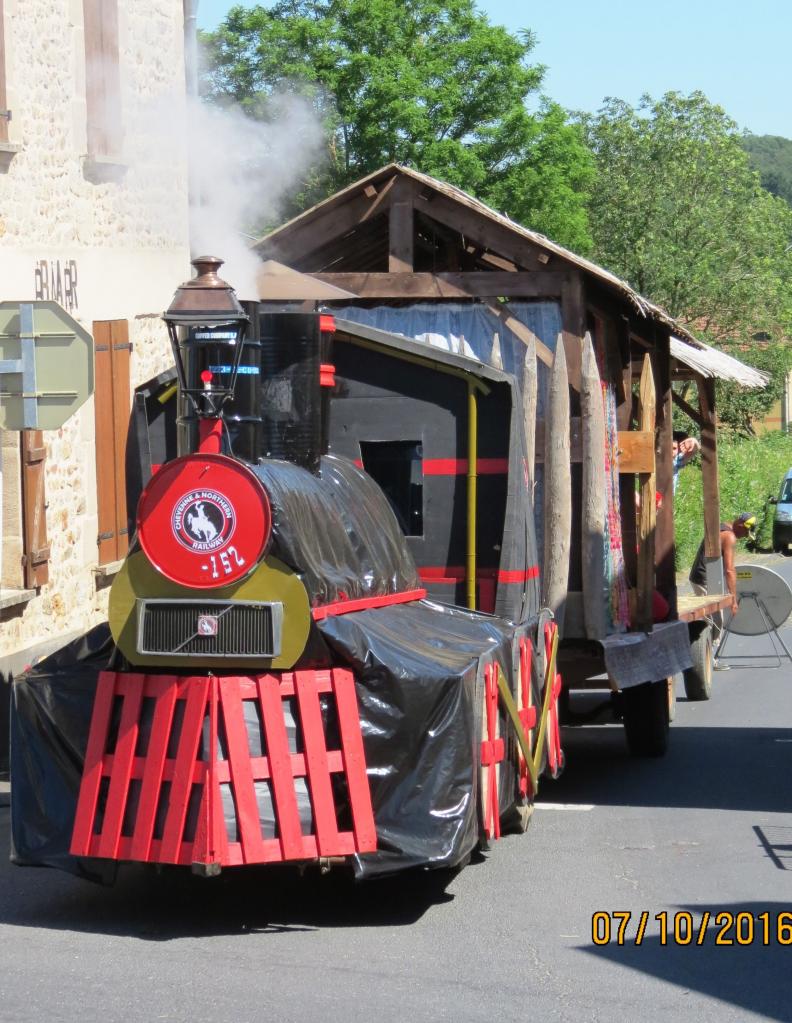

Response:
(0, 300), (94, 430)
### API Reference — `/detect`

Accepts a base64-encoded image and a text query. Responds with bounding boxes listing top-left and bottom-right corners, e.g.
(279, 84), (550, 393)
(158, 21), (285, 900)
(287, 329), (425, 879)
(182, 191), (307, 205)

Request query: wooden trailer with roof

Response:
(250, 164), (767, 754)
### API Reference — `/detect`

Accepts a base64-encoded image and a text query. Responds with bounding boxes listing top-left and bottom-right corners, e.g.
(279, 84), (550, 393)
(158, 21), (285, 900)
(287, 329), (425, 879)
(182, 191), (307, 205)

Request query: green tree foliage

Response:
(200, 0), (595, 250)
(582, 93), (792, 435)
(714, 342), (792, 436)
(674, 431), (792, 566)
(581, 92), (792, 343)
(743, 134), (792, 207)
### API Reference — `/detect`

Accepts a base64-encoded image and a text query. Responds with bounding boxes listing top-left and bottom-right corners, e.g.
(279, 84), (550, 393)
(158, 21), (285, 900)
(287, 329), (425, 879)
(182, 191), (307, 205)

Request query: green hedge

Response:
(674, 431), (792, 569)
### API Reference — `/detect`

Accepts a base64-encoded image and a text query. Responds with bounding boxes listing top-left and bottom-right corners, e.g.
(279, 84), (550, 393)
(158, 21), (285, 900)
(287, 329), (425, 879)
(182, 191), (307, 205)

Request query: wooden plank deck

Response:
(676, 592), (731, 623)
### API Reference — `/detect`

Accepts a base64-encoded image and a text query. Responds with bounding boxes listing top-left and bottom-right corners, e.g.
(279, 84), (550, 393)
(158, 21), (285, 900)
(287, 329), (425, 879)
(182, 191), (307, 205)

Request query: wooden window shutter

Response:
(94, 319), (131, 565)
(0, 1), (9, 145)
(20, 432), (50, 588)
(83, 0), (122, 158)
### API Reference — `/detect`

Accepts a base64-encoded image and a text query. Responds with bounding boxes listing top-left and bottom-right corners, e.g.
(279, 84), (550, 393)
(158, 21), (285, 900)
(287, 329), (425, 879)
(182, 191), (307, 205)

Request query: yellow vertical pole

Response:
(467, 382), (478, 610)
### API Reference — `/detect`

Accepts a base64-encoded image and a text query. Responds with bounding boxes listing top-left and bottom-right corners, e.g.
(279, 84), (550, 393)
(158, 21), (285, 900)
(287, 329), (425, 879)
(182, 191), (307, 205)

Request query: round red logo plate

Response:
(137, 453), (271, 589)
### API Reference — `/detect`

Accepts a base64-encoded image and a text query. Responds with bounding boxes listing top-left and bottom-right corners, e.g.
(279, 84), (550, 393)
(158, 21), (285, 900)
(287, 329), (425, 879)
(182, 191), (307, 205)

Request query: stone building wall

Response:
(0, 0), (190, 661)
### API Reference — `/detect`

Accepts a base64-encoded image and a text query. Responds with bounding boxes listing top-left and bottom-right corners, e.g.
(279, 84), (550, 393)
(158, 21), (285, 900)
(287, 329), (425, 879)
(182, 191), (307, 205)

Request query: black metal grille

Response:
(138, 601), (280, 658)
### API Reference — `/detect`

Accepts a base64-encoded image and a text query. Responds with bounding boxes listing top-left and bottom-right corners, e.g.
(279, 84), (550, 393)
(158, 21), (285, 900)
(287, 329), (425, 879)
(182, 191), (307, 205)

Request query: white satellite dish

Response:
(729, 564), (792, 635)
(718, 563), (792, 667)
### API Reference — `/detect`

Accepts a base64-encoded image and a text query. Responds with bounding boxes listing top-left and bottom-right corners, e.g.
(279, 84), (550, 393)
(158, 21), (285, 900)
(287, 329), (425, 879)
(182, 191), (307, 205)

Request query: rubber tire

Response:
(621, 681), (669, 758)
(684, 625), (713, 701)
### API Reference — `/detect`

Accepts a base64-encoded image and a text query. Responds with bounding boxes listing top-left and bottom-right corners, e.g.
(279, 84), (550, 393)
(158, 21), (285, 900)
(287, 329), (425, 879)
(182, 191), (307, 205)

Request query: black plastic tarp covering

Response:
(251, 454), (420, 609)
(319, 600), (537, 879)
(9, 625), (119, 882)
(11, 602), (543, 880)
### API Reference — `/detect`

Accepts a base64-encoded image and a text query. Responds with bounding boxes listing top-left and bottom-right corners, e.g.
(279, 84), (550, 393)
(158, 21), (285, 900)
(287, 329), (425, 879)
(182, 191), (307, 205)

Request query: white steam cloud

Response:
(122, 79), (325, 300)
(187, 94), (326, 298)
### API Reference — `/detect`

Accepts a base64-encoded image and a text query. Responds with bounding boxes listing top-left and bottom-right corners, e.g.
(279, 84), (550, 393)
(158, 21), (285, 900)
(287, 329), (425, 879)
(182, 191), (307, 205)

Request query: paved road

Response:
(1, 559), (791, 1023)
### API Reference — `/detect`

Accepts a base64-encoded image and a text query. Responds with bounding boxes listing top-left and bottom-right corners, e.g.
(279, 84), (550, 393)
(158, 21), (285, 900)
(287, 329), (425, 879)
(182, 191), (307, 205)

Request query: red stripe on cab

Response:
(422, 458), (509, 476)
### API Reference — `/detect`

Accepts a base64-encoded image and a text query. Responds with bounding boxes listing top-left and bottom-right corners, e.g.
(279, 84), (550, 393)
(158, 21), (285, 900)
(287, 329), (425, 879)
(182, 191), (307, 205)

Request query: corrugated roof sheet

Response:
(670, 336), (769, 388)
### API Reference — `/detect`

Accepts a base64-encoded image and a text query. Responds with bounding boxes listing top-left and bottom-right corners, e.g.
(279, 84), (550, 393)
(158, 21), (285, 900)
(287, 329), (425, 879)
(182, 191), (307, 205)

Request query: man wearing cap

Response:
(689, 514), (756, 662)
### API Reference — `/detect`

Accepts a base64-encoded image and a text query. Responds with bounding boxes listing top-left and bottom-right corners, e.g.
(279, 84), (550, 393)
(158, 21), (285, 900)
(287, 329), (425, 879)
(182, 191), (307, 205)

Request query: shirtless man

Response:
(689, 513), (756, 613)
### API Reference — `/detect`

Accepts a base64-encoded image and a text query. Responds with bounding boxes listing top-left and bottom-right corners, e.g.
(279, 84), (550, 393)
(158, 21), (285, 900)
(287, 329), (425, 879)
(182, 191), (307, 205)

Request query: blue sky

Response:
(197, 0), (791, 138)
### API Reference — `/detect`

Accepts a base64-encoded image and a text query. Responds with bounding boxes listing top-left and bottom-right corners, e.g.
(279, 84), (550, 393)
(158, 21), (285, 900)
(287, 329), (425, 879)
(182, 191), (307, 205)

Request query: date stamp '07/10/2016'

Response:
(592, 911), (792, 947)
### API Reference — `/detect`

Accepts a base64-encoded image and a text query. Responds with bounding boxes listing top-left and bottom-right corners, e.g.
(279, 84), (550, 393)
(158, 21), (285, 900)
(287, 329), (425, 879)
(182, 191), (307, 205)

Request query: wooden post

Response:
(542, 338), (571, 633)
(522, 334), (537, 488)
(635, 355), (656, 631)
(560, 273), (584, 393)
(654, 334), (676, 613)
(484, 300), (554, 368)
(616, 331), (637, 588)
(698, 375), (723, 591)
(388, 178), (414, 272)
(580, 333), (607, 639)
(489, 332), (503, 370)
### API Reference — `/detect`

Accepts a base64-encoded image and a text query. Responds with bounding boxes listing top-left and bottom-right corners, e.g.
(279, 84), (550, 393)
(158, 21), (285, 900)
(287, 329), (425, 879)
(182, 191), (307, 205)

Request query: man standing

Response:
(689, 513), (756, 664)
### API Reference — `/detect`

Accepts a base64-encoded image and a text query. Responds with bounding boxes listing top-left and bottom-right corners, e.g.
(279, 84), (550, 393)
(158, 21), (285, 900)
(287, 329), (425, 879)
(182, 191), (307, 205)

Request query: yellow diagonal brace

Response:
(532, 626), (559, 777)
(496, 667), (539, 793)
(494, 626), (559, 796)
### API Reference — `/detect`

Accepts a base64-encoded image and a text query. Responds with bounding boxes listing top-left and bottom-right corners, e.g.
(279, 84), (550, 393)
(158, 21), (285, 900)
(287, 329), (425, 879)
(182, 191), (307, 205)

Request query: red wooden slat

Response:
(519, 637), (531, 709)
(332, 669), (377, 852)
(128, 678), (178, 862)
(159, 680), (208, 863)
(257, 674), (307, 860)
(97, 673), (144, 858)
(73, 668), (376, 868)
(294, 671), (341, 855)
(71, 671), (117, 855)
(485, 663), (502, 840)
(192, 675), (229, 867)
(218, 677), (267, 863)
(205, 676), (229, 864)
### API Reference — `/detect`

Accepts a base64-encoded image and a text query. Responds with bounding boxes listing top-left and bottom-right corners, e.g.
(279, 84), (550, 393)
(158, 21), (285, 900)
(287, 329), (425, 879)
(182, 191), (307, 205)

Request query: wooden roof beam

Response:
(314, 270), (568, 300)
(478, 251), (520, 273)
(388, 176), (415, 272)
(258, 175), (398, 263)
(414, 190), (552, 271)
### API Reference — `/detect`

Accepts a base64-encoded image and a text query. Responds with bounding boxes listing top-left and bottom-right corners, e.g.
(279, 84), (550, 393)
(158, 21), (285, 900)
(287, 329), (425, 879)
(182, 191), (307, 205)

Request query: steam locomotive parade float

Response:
(10, 257), (563, 881)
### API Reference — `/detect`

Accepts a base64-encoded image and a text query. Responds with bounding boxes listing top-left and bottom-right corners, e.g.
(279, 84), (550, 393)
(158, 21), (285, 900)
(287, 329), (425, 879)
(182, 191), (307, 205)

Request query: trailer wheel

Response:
(683, 625), (713, 701)
(621, 681), (669, 757)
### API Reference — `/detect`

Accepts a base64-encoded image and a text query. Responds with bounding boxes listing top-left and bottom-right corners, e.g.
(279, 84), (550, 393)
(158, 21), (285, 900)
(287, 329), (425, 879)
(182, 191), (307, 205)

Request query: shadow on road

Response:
(582, 901), (792, 1022)
(544, 724), (792, 814)
(754, 825), (792, 869)
(0, 806), (458, 940)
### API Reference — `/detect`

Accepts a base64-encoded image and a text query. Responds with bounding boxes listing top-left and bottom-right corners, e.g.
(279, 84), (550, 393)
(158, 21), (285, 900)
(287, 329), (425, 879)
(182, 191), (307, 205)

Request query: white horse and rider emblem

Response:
(186, 502), (219, 543)
(172, 490), (235, 552)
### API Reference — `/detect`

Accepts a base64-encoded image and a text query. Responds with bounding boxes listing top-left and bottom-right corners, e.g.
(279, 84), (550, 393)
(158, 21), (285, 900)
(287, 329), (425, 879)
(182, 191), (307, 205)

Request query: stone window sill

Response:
(83, 154), (127, 184)
(0, 142), (22, 171)
(0, 588), (35, 611)
(94, 560), (123, 581)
